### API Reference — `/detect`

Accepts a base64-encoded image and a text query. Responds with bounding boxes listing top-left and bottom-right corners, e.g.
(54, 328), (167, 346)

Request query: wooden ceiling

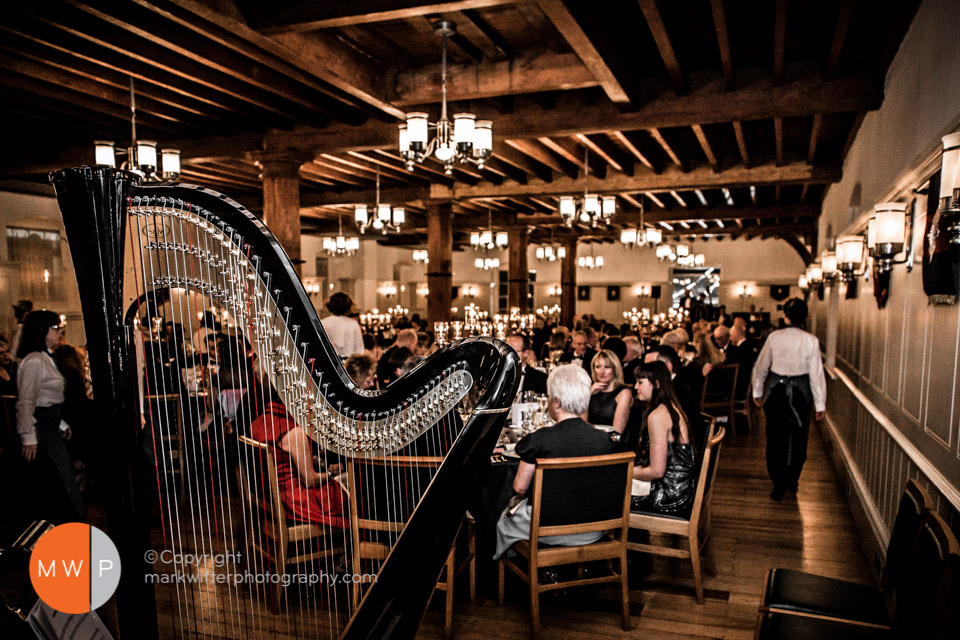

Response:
(0, 0), (921, 260)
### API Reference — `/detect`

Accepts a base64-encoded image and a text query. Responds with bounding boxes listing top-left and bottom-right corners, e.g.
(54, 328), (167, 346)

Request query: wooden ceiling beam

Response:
(439, 161), (839, 199)
(691, 124), (719, 172)
(824, 0), (855, 79)
(629, 204), (819, 223)
(774, 0), (787, 84)
(611, 131), (657, 173)
(534, 0), (632, 104)
(637, 0), (686, 95)
(577, 134), (633, 176)
(648, 128), (684, 170)
(262, 73), (883, 155)
(492, 145), (553, 183)
(248, 0), (515, 33)
(710, 0), (734, 90)
(393, 51), (599, 105)
(538, 137), (606, 179)
(808, 113), (823, 164)
(504, 139), (579, 180)
(732, 121), (751, 168)
(458, 9), (513, 58)
(164, 0), (403, 118)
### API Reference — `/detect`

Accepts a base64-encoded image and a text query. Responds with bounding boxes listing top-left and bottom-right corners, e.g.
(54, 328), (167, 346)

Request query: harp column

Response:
(507, 224), (529, 312)
(560, 236), (578, 329)
(426, 200), (454, 330)
(258, 149), (307, 275)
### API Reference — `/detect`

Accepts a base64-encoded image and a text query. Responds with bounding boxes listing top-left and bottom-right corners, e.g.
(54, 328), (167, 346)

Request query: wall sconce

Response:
(736, 283), (756, 299)
(798, 275), (809, 292)
(806, 262), (823, 286)
(820, 251), (839, 284)
(304, 281), (322, 295)
(632, 284), (651, 297)
(868, 202), (911, 273)
(416, 283), (429, 297)
(937, 133), (960, 245)
(547, 284), (562, 297)
(461, 284), (479, 298)
(836, 235), (867, 281)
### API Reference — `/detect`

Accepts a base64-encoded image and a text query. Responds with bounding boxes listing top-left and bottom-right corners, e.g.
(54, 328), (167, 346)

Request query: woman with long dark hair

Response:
(16, 310), (86, 521)
(630, 360), (696, 514)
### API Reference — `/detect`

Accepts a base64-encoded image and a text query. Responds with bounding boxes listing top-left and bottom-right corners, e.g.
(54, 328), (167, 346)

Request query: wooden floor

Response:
(415, 417), (875, 640)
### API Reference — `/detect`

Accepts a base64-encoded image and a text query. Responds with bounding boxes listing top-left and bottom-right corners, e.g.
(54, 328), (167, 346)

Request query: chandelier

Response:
(560, 148), (616, 227)
(355, 165), (404, 233)
(323, 214), (359, 257)
(535, 229), (567, 262)
(412, 249), (429, 264)
(95, 78), (180, 182)
(577, 244), (604, 269)
(619, 199), (662, 248)
(475, 257), (500, 271)
(473, 208), (504, 270)
(398, 21), (492, 176)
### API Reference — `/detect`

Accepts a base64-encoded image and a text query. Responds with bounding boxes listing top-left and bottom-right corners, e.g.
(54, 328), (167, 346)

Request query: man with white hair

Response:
(494, 364), (616, 559)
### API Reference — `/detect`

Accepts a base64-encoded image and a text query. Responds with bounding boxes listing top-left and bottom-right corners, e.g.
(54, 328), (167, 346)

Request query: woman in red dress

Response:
(249, 400), (348, 528)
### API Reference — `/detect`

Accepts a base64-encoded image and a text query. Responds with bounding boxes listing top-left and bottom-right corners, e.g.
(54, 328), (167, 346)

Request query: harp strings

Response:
(127, 192), (472, 638)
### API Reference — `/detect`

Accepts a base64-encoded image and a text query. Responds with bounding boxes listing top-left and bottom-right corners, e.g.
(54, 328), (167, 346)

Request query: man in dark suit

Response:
(506, 333), (547, 396)
(724, 323), (757, 401)
(559, 330), (596, 374)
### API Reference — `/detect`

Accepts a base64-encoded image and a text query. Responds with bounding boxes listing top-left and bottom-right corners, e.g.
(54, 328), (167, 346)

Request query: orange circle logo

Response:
(29, 523), (121, 614)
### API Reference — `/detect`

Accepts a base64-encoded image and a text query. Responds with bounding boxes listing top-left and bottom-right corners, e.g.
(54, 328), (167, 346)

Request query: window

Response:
(6, 227), (64, 300)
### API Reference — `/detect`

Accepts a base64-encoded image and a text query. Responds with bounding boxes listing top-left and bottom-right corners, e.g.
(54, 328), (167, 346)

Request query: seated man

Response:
(494, 364), (617, 559)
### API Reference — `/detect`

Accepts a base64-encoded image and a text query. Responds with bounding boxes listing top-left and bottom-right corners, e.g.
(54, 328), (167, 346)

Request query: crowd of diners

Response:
(5, 287), (825, 582)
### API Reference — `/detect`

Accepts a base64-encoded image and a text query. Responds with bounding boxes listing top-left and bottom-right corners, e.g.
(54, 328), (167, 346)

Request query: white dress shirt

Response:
(751, 326), (827, 412)
(320, 314), (365, 359)
(17, 351), (66, 446)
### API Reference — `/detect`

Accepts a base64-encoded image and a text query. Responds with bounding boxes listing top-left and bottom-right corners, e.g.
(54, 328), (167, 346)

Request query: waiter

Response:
(752, 298), (826, 501)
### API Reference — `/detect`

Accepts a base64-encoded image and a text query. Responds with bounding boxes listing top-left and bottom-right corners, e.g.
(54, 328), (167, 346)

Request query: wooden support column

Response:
(426, 200), (453, 331)
(560, 236), (578, 328)
(259, 150), (305, 275)
(507, 225), (529, 312)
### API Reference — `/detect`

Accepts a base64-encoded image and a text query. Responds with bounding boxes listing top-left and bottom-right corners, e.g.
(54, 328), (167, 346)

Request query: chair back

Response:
(530, 451), (635, 537)
(237, 435), (288, 552)
(348, 456), (444, 532)
(689, 426), (725, 530)
(701, 363), (738, 408)
(882, 478), (933, 595)
(895, 509), (960, 637)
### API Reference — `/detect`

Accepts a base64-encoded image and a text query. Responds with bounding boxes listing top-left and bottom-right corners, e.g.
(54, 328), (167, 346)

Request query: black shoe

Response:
(770, 487), (786, 501)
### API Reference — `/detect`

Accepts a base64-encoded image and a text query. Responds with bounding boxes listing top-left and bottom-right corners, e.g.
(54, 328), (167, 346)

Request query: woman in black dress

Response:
(631, 361), (696, 514)
(587, 349), (633, 435)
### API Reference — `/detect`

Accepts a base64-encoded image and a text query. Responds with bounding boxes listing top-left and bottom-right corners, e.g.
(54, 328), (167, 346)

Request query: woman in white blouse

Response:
(320, 292), (364, 360)
(17, 309), (86, 520)
(751, 298), (826, 501)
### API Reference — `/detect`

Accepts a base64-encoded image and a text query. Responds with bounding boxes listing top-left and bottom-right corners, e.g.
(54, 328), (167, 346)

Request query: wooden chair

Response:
(627, 424), (726, 604)
(497, 451), (635, 640)
(347, 456), (476, 638)
(237, 435), (344, 614)
(700, 364), (739, 426)
(759, 479), (933, 629)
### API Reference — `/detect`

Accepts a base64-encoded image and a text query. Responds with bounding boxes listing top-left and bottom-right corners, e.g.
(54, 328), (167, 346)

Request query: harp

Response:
(49, 167), (519, 639)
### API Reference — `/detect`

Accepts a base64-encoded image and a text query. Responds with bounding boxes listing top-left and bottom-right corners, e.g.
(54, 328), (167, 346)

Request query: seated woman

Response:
(494, 364), (617, 559)
(344, 353), (377, 390)
(248, 390), (348, 528)
(587, 349), (633, 435)
(630, 360), (696, 515)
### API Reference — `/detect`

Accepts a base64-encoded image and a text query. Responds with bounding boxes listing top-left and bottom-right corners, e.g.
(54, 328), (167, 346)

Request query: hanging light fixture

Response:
(94, 78), (180, 181)
(469, 207), (508, 250)
(323, 214), (359, 257)
(398, 21), (492, 176)
(474, 257), (501, 271)
(412, 249), (429, 264)
(655, 244), (676, 261)
(619, 198), (661, 249)
(577, 243), (604, 269)
(536, 228), (567, 262)
(559, 147), (616, 228)
(355, 164), (404, 234)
